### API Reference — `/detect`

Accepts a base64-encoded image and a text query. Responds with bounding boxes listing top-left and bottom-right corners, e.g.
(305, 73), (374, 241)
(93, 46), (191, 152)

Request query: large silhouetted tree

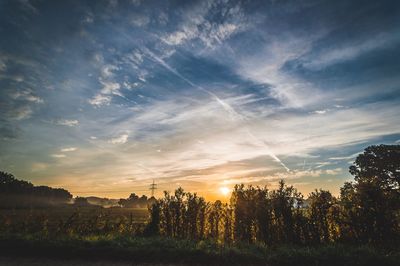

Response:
(343, 145), (400, 243)
(349, 145), (400, 189)
(143, 144), (400, 245)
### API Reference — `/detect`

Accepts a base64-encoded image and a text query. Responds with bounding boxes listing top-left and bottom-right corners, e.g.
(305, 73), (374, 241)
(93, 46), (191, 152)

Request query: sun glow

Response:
(219, 186), (231, 196)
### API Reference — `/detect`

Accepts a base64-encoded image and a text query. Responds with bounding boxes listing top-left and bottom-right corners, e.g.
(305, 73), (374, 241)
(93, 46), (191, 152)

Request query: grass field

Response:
(1, 206), (399, 265)
(0, 206), (149, 237)
(0, 207), (149, 223)
(0, 234), (399, 266)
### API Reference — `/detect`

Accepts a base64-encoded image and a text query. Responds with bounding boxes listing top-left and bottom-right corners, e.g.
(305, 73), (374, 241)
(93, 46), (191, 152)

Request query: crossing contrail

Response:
(142, 48), (290, 172)
(141, 48), (242, 118)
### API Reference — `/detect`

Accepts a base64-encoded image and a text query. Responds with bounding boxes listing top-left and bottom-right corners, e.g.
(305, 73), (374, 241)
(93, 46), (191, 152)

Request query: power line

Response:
(149, 180), (157, 197)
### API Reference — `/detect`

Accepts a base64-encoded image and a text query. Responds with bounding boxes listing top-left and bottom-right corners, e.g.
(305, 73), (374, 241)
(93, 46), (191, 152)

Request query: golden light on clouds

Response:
(1, 0), (397, 202)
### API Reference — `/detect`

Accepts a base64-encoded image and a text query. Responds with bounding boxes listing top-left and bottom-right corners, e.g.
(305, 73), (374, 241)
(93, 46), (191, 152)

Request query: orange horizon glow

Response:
(25, 176), (345, 201)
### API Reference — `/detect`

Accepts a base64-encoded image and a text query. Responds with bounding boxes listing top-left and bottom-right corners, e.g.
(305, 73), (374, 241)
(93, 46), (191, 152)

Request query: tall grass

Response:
(0, 234), (398, 265)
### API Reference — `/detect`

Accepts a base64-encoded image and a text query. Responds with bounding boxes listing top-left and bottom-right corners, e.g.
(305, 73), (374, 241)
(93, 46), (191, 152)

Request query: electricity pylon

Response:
(149, 180), (157, 197)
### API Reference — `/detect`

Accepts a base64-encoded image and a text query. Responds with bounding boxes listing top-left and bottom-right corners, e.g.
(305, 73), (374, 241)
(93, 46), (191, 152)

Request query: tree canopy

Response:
(146, 144), (400, 245)
(0, 171), (72, 208)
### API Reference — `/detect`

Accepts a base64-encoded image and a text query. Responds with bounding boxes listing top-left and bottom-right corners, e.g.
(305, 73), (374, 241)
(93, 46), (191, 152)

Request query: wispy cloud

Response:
(18, 0), (38, 14)
(89, 94), (112, 106)
(1, 0), (399, 198)
(11, 106), (33, 120)
(100, 80), (121, 96)
(109, 133), (129, 144)
(55, 119), (79, 127)
(161, 0), (245, 49)
(301, 33), (400, 70)
(61, 147), (77, 152)
(130, 13), (150, 27)
(31, 162), (48, 172)
(51, 154), (66, 158)
(312, 109), (328, 115)
(10, 89), (44, 103)
(329, 152), (361, 161)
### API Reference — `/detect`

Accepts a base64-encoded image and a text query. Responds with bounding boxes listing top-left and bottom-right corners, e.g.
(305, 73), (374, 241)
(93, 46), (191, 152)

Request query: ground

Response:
(0, 258), (184, 266)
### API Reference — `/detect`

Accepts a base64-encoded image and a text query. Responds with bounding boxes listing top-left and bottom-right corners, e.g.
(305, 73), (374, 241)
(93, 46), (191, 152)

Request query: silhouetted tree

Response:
(0, 171), (72, 208)
(184, 192), (206, 239)
(222, 204), (233, 244)
(342, 145), (400, 243)
(145, 145), (400, 246)
(231, 184), (255, 243)
(253, 186), (272, 244)
(119, 193), (149, 208)
(270, 180), (303, 244)
(207, 200), (224, 240)
(144, 201), (161, 236)
(0, 171), (34, 193)
(350, 145), (400, 189)
(308, 189), (336, 243)
(74, 197), (91, 207)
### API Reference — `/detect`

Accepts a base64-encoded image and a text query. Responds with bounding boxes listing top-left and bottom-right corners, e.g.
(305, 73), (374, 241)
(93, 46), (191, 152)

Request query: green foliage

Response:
(1, 144), (400, 262)
(308, 189), (338, 243)
(349, 144), (400, 189)
(0, 235), (399, 265)
(340, 145), (400, 244)
(145, 145), (400, 246)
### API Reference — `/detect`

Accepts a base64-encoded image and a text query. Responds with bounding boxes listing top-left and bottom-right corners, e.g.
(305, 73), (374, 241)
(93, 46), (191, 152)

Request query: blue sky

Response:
(0, 0), (399, 199)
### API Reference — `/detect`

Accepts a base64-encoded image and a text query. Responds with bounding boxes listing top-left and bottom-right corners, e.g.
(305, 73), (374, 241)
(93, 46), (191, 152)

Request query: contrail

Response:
(115, 29), (289, 173)
(142, 47), (243, 120)
(142, 47), (290, 172)
(136, 163), (162, 176)
(245, 128), (290, 172)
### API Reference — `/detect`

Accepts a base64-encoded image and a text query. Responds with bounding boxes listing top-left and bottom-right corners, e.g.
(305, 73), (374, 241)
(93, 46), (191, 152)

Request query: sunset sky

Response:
(0, 0), (399, 200)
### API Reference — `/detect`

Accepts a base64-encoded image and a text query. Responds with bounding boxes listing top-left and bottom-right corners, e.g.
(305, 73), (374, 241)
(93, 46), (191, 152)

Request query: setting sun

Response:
(0, 0), (399, 264)
(219, 186), (231, 196)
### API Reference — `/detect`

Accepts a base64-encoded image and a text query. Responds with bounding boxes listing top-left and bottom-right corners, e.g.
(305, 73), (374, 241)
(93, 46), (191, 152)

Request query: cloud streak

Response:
(0, 0), (399, 198)
(142, 47), (290, 171)
(55, 119), (79, 127)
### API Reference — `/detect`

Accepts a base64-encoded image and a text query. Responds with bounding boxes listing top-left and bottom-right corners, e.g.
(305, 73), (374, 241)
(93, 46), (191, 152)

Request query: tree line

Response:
(0, 171), (72, 208)
(0, 144), (398, 245)
(0, 172), (155, 209)
(118, 193), (157, 208)
(145, 145), (400, 245)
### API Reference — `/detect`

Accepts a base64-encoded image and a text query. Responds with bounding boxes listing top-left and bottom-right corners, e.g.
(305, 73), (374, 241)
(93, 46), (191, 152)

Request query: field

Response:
(0, 235), (399, 266)
(0, 206), (399, 265)
(0, 206), (149, 237)
(0, 206), (149, 223)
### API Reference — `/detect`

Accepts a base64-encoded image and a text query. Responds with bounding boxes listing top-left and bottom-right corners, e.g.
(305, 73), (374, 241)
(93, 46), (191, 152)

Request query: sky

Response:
(0, 0), (399, 200)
